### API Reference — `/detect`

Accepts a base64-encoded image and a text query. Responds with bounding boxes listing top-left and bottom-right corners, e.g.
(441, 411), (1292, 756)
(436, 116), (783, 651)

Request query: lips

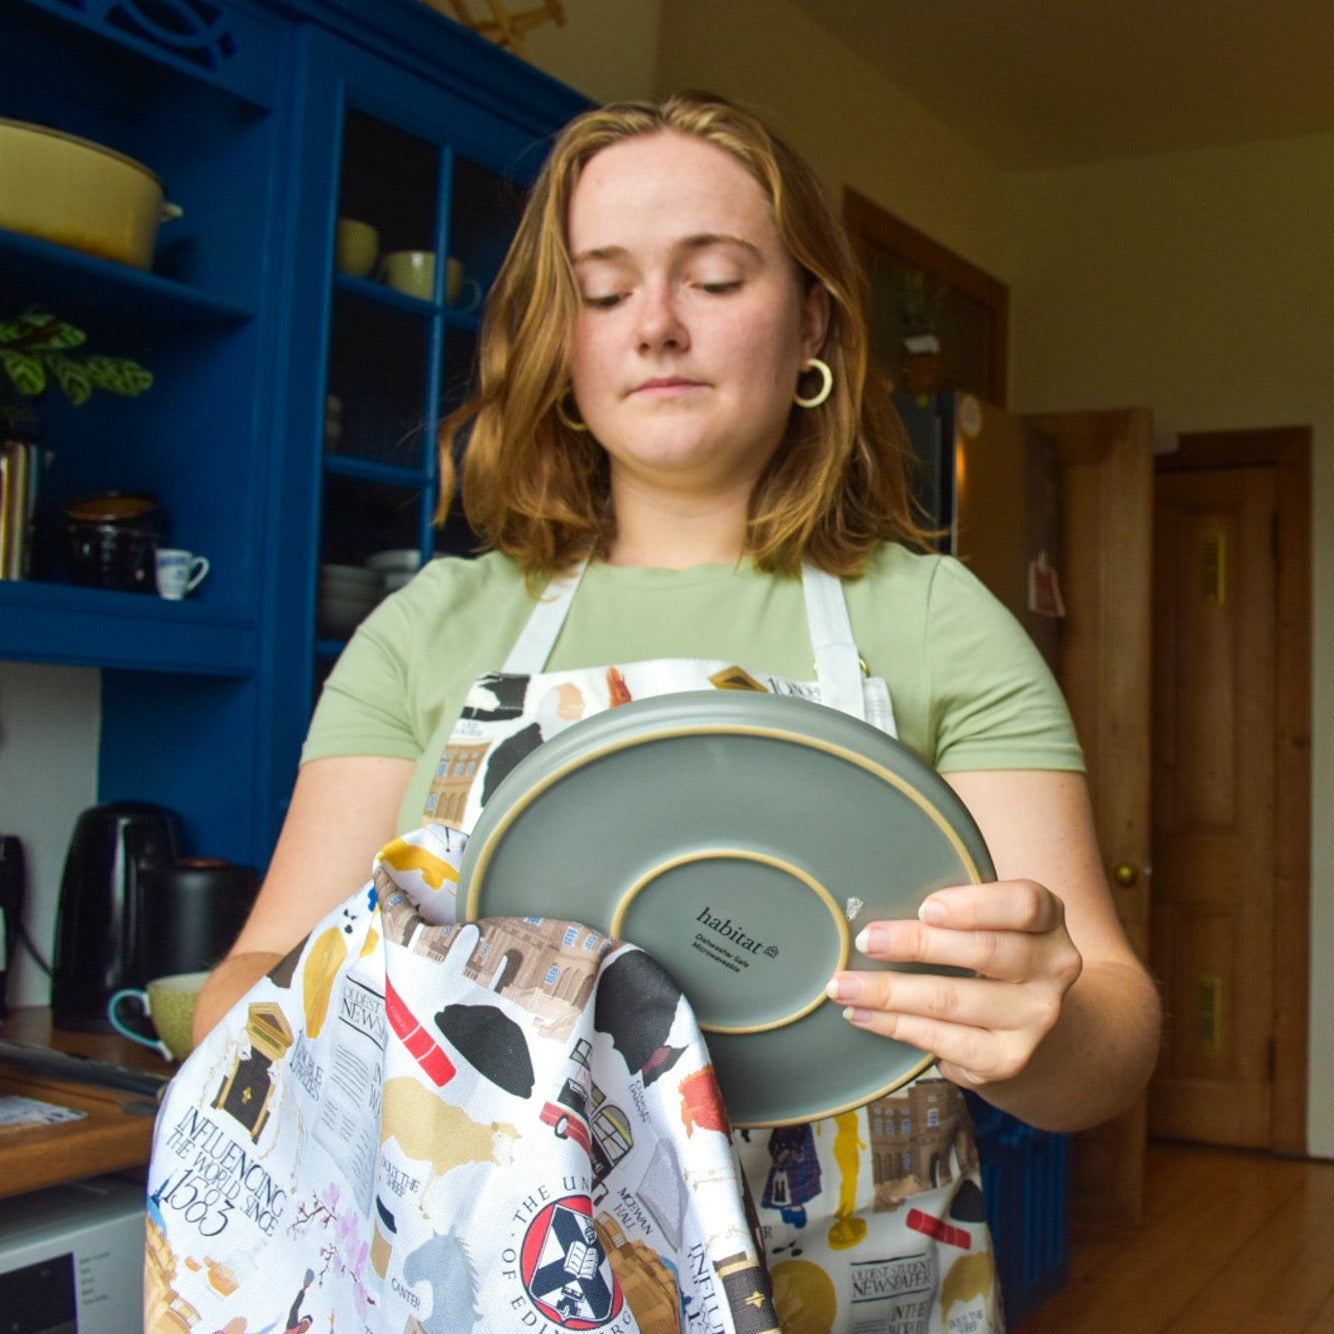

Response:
(631, 376), (705, 396)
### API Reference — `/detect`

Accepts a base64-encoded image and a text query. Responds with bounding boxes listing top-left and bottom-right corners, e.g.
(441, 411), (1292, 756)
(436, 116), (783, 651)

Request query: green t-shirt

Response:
(305, 545), (1084, 830)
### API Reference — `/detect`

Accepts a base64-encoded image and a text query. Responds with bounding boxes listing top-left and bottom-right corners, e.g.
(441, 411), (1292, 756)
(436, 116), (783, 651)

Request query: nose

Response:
(635, 280), (689, 353)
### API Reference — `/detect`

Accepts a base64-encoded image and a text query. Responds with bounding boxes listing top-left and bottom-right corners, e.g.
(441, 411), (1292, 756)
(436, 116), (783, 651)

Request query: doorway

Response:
(1148, 428), (1311, 1155)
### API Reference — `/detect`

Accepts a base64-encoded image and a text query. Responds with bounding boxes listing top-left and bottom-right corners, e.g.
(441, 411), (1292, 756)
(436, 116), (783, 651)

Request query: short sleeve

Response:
(301, 592), (422, 763)
(923, 558), (1084, 773)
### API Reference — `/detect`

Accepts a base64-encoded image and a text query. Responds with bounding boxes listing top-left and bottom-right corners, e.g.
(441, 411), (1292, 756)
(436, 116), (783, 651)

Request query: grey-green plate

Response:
(458, 690), (993, 1126)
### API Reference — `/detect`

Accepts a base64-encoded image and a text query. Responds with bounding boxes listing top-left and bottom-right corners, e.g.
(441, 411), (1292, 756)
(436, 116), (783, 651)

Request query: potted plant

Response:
(896, 269), (948, 395)
(1, 307), (153, 438)
(0, 309), (153, 579)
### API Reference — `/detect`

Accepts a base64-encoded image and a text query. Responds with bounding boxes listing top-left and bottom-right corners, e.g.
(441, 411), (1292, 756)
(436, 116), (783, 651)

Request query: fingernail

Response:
(825, 974), (862, 1004)
(918, 898), (947, 925)
(854, 926), (874, 955)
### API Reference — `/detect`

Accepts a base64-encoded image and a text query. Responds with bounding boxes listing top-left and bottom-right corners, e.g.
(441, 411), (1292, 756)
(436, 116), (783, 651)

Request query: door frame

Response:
(1155, 427), (1311, 1156)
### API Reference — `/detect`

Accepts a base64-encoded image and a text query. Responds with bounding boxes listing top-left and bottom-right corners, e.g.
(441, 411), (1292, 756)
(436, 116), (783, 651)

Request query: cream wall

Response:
(528, 2), (1333, 1156)
(1005, 136), (1334, 1157)
(521, 0), (661, 105)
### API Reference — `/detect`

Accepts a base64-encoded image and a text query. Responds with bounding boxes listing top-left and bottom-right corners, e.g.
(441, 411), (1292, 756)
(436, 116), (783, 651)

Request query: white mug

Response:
(156, 548), (209, 599)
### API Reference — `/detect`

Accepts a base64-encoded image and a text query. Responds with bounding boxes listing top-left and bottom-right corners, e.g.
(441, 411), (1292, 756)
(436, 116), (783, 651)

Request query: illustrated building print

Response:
(460, 916), (613, 1038)
(426, 738), (489, 826)
(866, 1080), (978, 1205)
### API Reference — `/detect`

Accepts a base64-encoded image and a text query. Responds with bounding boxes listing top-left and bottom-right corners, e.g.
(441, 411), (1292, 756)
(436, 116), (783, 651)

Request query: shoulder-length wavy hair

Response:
(440, 91), (931, 577)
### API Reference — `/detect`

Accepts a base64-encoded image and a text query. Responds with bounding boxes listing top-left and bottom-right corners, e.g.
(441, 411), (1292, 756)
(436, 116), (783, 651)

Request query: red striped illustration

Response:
(385, 977), (456, 1086)
(906, 1207), (972, 1250)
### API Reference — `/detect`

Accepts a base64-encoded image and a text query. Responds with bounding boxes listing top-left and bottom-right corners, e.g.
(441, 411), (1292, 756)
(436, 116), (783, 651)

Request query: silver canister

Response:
(0, 440), (39, 579)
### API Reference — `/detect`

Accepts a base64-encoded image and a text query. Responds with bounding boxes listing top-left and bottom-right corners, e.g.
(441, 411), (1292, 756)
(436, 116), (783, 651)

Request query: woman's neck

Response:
(605, 476), (749, 569)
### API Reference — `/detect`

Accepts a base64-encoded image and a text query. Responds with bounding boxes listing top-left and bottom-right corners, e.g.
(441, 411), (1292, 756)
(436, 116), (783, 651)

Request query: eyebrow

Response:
(572, 232), (763, 266)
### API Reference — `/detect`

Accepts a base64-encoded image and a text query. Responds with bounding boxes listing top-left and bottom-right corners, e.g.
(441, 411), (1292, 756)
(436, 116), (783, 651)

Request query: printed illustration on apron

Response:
(144, 563), (1001, 1334)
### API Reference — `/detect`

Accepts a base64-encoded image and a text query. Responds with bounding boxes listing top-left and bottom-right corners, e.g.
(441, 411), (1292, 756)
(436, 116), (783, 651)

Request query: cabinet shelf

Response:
(0, 579), (256, 676)
(1, 228), (255, 332)
(323, 453), (432, 488)
(332, 271), (484, 332)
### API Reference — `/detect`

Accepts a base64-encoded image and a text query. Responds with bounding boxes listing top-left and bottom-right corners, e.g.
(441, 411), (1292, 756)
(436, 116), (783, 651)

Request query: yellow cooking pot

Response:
(0, 118), (183, 271)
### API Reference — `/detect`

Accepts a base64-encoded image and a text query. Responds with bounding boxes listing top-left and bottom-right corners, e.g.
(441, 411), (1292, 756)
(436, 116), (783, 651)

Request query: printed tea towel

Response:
(145, 823), (778, 1333)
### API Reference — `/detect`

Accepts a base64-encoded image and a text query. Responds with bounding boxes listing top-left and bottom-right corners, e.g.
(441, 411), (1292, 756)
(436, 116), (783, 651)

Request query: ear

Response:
(799, 279), (832, 361)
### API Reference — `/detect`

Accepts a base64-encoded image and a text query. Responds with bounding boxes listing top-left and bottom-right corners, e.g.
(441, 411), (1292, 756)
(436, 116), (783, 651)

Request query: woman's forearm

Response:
(961, 957), (1162, 1132)
(193, 950), (285, 1044)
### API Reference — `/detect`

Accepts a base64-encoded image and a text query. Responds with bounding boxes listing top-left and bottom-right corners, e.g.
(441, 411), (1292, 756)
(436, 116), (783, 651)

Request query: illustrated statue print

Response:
(764, 1123), (821, 1226)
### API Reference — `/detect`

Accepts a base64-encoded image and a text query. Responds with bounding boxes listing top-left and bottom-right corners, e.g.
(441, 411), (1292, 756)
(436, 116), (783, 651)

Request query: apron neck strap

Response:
(501, 562), (588, 674)
(802, 565), (866, 722)
(501, 560), (867, 723)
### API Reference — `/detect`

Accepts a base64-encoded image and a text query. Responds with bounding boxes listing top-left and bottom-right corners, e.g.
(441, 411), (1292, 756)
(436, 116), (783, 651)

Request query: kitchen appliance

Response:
(0, 1176), (146, 1333)
(51, 801), (180, 1031)
(895, 390), (1064, 668)
(0, 117), (182, 270)
(129, 857), (259, 980)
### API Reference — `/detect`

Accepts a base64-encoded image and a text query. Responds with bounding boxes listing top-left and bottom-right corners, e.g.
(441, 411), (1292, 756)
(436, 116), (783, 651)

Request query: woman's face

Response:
(565, 131), (829, 507)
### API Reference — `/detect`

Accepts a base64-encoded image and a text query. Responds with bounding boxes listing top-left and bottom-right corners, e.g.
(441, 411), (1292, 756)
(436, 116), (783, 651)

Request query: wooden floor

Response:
(1014, 1140), (1334, 1332)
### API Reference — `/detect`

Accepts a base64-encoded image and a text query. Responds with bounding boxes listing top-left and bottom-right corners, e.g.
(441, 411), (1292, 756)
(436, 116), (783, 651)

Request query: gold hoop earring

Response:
(555, 390), (589, 433)
(794, 357), (833, 409)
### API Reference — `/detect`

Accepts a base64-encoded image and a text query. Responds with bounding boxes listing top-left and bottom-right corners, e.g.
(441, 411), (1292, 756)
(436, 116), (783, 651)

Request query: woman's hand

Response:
(822, 768), (1160, 1132)
(825, 878), (1084, 1088)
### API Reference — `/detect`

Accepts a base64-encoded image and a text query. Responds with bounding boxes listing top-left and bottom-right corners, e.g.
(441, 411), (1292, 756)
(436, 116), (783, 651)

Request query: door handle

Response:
(1113, 863), (1148, 887)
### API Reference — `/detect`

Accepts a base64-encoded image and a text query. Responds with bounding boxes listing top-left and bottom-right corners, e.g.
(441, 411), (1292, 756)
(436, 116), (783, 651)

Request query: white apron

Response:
(422, 564), (1004, 1334)
(143, 564), (1003, 1334)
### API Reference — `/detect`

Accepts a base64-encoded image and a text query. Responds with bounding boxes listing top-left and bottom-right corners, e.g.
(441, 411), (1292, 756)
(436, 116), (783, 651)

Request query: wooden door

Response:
(1149, 466), (1277, 1145)
(1027, 408), (1155, 1227)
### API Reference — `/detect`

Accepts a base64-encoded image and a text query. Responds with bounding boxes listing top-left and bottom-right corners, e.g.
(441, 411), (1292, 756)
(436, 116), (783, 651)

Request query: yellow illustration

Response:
(770, 1259), (837, 1334)
(594, 1214), (680, 1333)
(379, 836), (459, 891)
(302, 925), (348, 1038)
(709, 665), (768, 692)
(942, 1249), (997, 1330)
(380, 1075), (520, 1216)
(827, 1112), (868, 1249)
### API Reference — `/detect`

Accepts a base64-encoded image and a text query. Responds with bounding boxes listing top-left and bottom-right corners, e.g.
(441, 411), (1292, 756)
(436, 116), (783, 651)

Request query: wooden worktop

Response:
(0, 1007), (174, 1199)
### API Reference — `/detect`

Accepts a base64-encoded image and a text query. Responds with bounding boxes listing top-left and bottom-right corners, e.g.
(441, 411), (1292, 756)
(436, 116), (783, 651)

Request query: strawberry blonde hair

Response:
(439, 91), (929, 576)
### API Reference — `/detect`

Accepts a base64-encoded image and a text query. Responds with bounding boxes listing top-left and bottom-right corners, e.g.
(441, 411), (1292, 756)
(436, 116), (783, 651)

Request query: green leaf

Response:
(34, 320), (87, 352)
(51, 357), (93, 406)
(0, 349), (46, 397)
(85, 356), (153, 396)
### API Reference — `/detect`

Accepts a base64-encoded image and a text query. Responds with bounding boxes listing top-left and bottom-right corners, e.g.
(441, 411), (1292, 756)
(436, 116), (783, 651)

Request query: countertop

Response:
(0, 1006), (174, 1199)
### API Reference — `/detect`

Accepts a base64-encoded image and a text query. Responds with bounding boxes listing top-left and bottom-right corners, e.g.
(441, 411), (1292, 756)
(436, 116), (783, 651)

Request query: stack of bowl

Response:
(365, 547), (422, 595)
(318, 563), (382, 638)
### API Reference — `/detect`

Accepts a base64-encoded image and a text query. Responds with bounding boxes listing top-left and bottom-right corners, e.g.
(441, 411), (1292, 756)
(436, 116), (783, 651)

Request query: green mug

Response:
(108, 970), (209, 1062)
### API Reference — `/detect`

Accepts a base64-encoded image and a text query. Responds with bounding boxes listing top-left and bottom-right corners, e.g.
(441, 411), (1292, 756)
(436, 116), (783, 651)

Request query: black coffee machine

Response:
(50, 801), (260, 1031)
(51, 801), (181, 1031)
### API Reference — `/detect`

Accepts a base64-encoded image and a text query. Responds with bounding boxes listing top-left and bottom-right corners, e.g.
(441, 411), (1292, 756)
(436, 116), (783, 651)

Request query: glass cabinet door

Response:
(291, 33), (551, 679)
(254, 23), (586, 860)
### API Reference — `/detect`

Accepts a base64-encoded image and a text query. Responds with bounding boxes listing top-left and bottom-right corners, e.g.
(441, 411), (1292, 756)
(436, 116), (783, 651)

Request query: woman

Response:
(197, 92), (1159, 1328)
